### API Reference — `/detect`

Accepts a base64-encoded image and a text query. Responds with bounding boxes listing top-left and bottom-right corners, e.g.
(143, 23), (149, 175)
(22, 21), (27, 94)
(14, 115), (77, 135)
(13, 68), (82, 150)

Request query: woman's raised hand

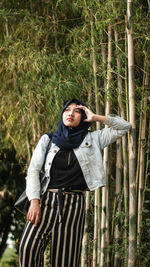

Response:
(76, 105), (95, 122)
(76, 105), (107, 123)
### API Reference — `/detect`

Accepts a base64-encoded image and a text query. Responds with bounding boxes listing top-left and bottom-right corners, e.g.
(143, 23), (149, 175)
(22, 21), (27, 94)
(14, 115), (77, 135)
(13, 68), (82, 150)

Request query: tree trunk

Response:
(0, 216), (12, 259)
(137, 52), (149, 247)
(114, 26), (129, 265)
(81, 191), (90, 267)
(124, 24), (130, 265)
(114, 29), (123, 266)
(100, 25), (112, 267)
(91, 17), (101, 267)
(126, 1), (136, 266)
(114, 138), (122, 267)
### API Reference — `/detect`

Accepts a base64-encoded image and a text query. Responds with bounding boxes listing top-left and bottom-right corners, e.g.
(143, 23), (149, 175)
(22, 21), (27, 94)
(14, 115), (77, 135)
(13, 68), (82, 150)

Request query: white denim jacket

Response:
(26, 115), (131, 201)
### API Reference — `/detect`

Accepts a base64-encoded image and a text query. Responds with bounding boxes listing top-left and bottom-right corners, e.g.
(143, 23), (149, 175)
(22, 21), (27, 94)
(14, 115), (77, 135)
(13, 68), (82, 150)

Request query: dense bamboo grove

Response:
(0, 1), (150, 266)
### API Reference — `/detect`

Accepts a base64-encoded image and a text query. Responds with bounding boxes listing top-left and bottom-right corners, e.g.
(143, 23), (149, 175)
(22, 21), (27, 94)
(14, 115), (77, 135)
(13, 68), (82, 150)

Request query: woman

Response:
(19, 98), (131, 267)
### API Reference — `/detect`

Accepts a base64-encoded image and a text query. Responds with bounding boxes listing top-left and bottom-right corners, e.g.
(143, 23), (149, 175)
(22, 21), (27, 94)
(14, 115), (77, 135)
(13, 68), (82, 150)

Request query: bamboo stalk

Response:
(100, 25), (112, 267)
(114, 138), (122, 266)
(126, 1), (137, 266)
(143, 120), (150, 202)
(90, 17), (101, 267)
(123, 22), (129, 266)
(114, 28), (122, 266)
(81, 31), (93, 264)
(93, 189), (98, 267)
(5, 17), (9, 37)
(101, 35), (107, 91)
(97, 188), (101, 266)
(91, 19), (101, 130)
(100, 186), (107, 267)
(137, 52), (149, 247)
(122, 133), (129, 266)
(81, 191), (90, 267)
(105, 25), (112, 267)
(114, 26), (129, 265)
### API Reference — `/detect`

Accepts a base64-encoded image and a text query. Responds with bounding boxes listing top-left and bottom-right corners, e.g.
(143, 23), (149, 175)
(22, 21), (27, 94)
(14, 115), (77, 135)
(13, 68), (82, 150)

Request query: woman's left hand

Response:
(76, 105), (95, 122)
(76, 105), (107, 123)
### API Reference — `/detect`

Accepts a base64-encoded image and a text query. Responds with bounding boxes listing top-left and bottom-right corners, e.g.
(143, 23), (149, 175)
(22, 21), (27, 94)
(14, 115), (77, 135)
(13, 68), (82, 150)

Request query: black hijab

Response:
(52, 99), (91, 150)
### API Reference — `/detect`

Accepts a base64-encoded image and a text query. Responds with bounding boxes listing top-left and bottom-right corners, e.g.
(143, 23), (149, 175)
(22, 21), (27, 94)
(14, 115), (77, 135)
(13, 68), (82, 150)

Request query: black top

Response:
(48, 149), (88, 190)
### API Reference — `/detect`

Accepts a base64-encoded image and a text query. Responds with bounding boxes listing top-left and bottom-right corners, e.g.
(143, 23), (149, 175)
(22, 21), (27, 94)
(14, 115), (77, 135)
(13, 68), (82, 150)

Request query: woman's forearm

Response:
(92, 114), (108, 123)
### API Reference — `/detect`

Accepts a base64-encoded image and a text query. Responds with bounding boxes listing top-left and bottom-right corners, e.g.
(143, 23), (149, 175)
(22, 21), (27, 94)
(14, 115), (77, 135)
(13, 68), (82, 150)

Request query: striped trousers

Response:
(19, 190), (85, 267)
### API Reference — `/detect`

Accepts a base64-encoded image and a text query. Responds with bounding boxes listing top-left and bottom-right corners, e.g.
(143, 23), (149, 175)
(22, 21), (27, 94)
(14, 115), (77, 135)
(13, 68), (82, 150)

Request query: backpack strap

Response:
(46, 132), (53, 138)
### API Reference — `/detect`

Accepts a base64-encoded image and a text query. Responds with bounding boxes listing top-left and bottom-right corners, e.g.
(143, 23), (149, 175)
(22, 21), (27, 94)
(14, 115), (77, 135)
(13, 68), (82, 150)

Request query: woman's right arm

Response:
(76, 105), (131, 149)
(26, 134), (50, 226)
(26, 134), (50, 201)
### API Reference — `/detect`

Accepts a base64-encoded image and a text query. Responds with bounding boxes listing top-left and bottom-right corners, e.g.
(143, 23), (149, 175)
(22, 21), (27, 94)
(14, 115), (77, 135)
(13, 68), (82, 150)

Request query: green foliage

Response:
(2, 0), (148, 161)
(0, 0), (149, 265)
(0, 144), (26, 259)
(0, 247), (18, 267)
(137, 166), (150, 266)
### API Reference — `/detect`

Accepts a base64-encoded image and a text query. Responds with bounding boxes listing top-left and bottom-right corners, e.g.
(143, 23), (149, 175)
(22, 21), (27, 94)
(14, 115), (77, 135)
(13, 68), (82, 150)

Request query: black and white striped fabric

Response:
(19, 190), (85, 267)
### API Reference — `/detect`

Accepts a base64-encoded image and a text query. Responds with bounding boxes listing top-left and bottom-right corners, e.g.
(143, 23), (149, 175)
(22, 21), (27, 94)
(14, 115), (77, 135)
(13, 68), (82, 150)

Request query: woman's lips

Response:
(67, 118), (73, 121)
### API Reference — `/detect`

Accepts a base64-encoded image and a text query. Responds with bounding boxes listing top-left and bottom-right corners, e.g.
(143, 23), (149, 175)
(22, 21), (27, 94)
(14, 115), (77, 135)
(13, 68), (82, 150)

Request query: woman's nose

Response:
(68, 109), (74, 116)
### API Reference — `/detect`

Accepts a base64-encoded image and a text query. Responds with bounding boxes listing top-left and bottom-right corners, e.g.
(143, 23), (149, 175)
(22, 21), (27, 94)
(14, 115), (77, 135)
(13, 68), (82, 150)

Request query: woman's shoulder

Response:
(37, 133), (52, 147)
(88, 129), (101, 136)
(87, 129), (103, 143)
(84, 130), (101, 141)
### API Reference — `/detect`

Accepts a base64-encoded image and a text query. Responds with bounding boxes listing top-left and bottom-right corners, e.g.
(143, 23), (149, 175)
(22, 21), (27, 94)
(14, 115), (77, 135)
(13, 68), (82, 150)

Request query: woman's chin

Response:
(64, 121), (77, 127)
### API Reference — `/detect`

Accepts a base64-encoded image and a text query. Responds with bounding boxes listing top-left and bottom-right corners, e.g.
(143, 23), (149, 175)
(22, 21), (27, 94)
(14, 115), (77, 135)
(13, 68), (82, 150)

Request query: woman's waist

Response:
(47, 187), (86, 194)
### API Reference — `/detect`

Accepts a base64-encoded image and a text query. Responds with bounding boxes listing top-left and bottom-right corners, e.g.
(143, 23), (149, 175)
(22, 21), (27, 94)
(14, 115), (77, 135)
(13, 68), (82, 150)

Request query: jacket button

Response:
(85, 142), (88, 146)
(49, 162), (51, 165)
(53, 150), (57, 153)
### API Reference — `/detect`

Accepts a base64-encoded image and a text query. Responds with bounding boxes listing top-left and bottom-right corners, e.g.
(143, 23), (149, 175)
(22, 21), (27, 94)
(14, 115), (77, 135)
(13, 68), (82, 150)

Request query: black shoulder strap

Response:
(46, 132), (53, 138)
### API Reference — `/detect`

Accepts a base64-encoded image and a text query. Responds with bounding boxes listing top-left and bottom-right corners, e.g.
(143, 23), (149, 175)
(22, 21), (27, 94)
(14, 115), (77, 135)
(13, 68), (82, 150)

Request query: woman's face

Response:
(62, 103), (82, 127)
